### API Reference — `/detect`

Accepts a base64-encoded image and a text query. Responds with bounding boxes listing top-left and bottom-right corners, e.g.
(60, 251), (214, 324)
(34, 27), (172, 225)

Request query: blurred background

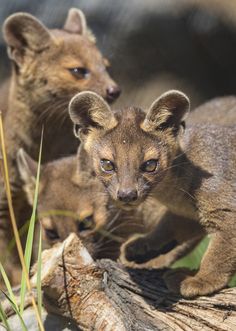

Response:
(1, 0), (236, 110)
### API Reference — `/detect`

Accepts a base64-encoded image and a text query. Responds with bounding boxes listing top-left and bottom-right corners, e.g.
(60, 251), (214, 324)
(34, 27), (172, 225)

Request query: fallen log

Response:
(28, 233), (236, 331)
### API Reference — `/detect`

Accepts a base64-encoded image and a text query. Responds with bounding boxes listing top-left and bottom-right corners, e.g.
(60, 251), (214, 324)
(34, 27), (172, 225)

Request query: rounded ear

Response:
(63, 8), (87, 35)
(142, 90), (190, 135)
(3, 13), (53, 65)
(69, 92), (117, 139)
(17, 148), (39, 205)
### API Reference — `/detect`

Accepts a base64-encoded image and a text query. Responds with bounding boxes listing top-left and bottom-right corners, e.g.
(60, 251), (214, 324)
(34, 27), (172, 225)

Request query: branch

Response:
(28, 233), (236, 331)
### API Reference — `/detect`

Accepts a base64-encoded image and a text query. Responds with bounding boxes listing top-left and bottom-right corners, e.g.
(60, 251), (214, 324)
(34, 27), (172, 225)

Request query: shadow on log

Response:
(2, 233), (236, 330)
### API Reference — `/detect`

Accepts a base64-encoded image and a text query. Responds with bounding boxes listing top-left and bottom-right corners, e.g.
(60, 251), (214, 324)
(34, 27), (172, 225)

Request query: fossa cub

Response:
(17, 149), (201, 267)
(0, 8), (120, 284)
(17, 149), (146, 261)
(69, 90), (236, 298)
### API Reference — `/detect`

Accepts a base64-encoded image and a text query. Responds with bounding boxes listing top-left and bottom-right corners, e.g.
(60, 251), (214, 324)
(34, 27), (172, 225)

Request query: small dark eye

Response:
(78, 215), (94, 232)
(100, 159), (115, 173)
(141, 159), (158, 173)
(68, 67), (89, 79)
(45, 228), (60, 240)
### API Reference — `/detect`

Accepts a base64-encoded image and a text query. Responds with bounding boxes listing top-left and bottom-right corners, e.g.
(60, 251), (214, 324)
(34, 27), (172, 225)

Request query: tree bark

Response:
(27, 233), (236, 331)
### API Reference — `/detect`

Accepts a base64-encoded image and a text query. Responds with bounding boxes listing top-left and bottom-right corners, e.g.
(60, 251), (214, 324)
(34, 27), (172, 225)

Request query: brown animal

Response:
(20, 91), (232, 268)
(11, 94), (234, 286)
(0, 8), (120, 285)
(187, 95), (236, 126)
(16, 148), (146, 261)
(17, 148), (202, 268)
(69, 90), (236, 298)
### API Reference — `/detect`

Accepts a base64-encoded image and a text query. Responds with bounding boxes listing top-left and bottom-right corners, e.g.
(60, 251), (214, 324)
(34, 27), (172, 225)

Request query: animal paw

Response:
(180, 275), (227, 298)
(120, 234), (152, 264)
(164, 268), (226, 298)
(121, 235), (178, 264)
(163, 268), (195, 295)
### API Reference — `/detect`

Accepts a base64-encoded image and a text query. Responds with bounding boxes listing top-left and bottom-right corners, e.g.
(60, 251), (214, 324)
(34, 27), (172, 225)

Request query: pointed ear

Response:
(69, 92), (117, 139)
(3, 13), (53, 65)
(142, 90), (190, 135)
(63, 8), (87, 35)
(17, 149), (39, 205)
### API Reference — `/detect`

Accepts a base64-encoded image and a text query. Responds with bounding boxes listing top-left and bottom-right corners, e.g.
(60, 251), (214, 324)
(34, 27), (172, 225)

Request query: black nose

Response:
(106, 86), (121, 101)
(117, 189), (138, 203)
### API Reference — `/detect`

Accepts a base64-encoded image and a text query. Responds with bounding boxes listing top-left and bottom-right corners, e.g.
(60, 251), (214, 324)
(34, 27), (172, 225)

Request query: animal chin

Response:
(115, 201), (139, 211)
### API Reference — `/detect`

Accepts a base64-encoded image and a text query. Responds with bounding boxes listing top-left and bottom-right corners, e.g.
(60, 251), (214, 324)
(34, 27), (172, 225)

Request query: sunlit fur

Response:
(18, 148), (203, 270)
(17, 151), (149, 261)
(84, 106), (178, 209)
(69, 90), (236, 298)
(0, 9), (120, 286)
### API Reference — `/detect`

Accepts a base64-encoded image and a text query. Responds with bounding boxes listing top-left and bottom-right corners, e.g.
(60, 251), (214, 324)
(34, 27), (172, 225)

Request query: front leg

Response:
(121, 233), (178, 264)
(143, 236), (203, 269)
(164, 231), (236, 298)
(120, 211), (204, 264)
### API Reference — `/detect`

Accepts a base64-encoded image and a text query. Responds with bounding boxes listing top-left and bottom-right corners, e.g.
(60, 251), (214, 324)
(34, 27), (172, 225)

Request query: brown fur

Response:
(0, 8), (120, 285)
(17, 149), (147, 260)
(187, 95), (236, 126)
(17, 149), (202, 270)
(2, 9), (120, 162)
(69, 90), (236, 298)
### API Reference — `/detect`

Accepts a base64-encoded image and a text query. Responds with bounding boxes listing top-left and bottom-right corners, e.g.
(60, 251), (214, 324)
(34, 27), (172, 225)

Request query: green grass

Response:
(0, 300), (11, 330)
(0, 263), (27, 331)
(172, 236), (210, 270)
(1, 292), (27, 331)
(0, 114), (45, 331)
(20, 133), (43, 315)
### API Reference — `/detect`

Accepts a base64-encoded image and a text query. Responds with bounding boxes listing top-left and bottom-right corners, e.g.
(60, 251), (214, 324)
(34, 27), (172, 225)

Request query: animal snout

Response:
(117, 189), (138, 203)
(106, 85), (121, 102)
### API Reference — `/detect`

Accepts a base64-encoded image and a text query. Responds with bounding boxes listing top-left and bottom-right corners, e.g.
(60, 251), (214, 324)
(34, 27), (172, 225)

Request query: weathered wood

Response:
(29, 234), (236, 331)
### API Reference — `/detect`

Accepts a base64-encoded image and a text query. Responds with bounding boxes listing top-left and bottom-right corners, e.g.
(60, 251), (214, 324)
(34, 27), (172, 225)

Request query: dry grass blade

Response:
(0, 112), (45, 331)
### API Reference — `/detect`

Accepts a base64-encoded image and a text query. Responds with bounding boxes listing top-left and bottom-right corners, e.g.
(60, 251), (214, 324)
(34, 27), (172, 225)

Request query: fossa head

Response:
(69, 90), (190, 209)
(3, 8), (120, 108)
(17, 149), (108, 254)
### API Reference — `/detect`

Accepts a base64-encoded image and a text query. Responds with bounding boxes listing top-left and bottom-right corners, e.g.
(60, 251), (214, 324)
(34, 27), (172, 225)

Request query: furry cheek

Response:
(143, 169), (165, 185)
(136, 175), (153, 197)
(97, 173), (118, 199)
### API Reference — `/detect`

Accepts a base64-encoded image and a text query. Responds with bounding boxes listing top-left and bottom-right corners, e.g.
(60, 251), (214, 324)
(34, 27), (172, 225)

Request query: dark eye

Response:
(45, 228), (60, 240)
(78, 215), (94, 233)
(100, 159), (115, 173)
(141, 159), (158, 173)
(68, 67), (89, 79)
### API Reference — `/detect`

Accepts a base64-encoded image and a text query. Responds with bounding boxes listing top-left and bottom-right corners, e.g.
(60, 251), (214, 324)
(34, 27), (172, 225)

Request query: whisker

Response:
(106, 210), (122, 230)
(178, 188), (196, 201)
